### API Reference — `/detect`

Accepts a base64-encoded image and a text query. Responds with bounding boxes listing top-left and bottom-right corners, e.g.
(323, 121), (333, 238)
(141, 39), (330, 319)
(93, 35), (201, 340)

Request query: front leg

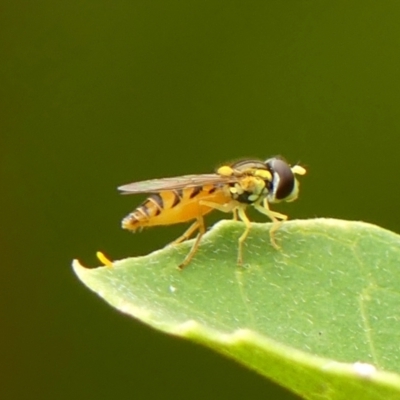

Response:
(254, 200), (288, 249)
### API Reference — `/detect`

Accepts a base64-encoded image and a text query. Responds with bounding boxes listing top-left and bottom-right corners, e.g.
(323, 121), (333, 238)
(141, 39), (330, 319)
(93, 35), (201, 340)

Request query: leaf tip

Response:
(72, 259), (90, 280)
(72, 258), (84, 271)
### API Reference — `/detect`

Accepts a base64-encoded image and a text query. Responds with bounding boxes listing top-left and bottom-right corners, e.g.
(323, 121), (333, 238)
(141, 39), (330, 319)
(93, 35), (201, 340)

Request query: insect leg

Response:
(232, 208), (239, 221)
(170, 220), (200, 246)
(200, 199), (240, 223)
(200, 200), (248, 264)
(254, 200), (288, 249)
(236, 207), (251, 265)
(198, 200), (237, 213)
(261, 198), (288, 220)
(178, 216), (206, 270)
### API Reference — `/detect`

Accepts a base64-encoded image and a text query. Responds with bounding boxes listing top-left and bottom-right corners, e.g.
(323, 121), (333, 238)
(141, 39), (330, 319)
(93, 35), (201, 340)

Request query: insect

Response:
(119, 157), (306, 269)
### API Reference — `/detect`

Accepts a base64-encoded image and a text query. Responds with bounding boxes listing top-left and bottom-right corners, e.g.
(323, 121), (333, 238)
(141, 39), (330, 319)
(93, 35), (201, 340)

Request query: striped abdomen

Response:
(122, 185), (230, 231)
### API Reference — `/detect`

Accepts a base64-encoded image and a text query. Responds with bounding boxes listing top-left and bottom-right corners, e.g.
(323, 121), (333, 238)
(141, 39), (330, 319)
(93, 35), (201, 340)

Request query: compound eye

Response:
(266, 158), (295, 200)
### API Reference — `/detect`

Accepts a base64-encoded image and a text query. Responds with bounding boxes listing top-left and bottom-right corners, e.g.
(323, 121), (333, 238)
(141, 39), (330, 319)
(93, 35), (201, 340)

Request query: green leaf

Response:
(73, 218), (400, 399)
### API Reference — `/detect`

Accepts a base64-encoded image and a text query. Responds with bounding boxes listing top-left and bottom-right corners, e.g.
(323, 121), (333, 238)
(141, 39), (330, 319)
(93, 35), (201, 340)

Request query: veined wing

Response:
(118, 173), (237, 194)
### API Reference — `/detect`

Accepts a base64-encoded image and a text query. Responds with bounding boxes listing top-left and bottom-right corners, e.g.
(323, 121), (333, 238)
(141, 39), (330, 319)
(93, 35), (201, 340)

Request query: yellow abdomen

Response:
(122, 185), (230, 231)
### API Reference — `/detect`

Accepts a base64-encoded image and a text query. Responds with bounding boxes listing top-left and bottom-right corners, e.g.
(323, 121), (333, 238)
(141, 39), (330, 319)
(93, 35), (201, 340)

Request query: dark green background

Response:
(2, 1), (400, 399)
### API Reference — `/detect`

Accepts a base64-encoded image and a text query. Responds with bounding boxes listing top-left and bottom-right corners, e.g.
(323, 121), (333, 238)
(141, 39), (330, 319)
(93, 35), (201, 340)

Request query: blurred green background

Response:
(2, 1), (400, 399)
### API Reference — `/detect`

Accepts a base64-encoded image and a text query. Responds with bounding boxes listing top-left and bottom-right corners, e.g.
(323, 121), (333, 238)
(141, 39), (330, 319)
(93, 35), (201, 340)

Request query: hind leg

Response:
(170, 219), (201, 246)
(199, 200), (238, 214)
(178, 216), (206, 270)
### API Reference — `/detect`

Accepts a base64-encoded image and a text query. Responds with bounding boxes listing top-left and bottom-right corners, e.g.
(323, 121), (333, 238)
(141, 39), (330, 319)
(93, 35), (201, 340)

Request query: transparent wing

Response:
(118, 174), (237, 194)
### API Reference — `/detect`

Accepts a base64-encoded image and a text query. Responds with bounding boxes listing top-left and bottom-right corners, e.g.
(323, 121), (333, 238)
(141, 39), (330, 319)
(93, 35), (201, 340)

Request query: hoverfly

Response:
(118, 157), (306, 269)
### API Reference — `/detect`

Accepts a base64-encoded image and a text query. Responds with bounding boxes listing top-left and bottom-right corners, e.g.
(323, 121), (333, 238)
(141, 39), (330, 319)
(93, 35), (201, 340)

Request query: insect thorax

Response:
(227, 176), (270, 204)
